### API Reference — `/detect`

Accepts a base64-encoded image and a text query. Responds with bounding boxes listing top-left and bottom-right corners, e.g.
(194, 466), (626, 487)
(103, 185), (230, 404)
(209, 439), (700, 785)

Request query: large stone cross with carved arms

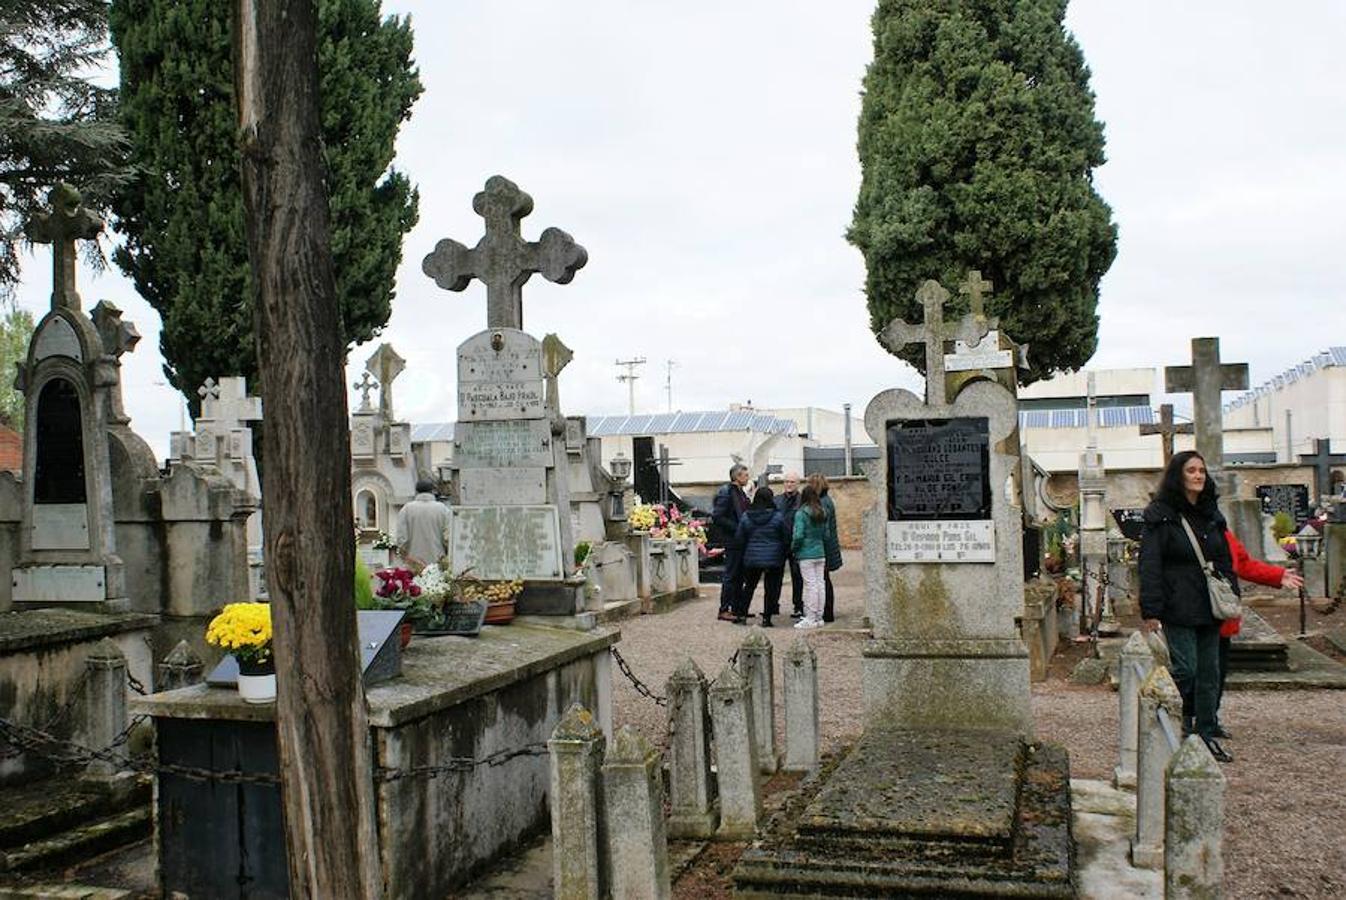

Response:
(365, 343), (405, 421)
(422, 176), (588, 331)
(1164, 337), (1248, 472)
(26, 183), (103, 312)
(880, 274), (991, 406)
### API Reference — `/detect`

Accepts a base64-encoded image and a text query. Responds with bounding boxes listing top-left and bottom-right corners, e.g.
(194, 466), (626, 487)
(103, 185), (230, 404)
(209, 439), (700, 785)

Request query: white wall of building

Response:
(1225, 364), (1346, 461)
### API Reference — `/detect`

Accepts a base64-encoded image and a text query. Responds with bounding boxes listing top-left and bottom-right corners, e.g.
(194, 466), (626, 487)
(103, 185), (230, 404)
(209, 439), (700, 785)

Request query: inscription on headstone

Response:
(458, 467), (548, 505)
(457, 330), (546, 421)
(1111, 508), (1145, 541)
(455, 420), (552, 468)
(886, 520), (995, 562)
(449, 506), (562, 579)
(1257, 484), (1310, 527)
(887, 418), (990, 520)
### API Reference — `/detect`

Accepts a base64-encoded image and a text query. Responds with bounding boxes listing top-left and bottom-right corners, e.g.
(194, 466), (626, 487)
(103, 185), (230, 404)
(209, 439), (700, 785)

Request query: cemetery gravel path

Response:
(610, 551), (1346, 899)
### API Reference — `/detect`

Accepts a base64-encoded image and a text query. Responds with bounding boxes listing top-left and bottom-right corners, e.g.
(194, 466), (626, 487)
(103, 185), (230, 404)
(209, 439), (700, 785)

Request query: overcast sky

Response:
(16, 1), (1346, 458)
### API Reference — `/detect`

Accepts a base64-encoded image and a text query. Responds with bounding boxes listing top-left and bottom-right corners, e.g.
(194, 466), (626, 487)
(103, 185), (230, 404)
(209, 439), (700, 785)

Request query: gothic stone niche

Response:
(885, 417), (993, 563)
(32, 377), (91, 550)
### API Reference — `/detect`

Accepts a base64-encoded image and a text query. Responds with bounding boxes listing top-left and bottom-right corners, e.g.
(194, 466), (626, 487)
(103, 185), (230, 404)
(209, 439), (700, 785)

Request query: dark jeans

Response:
(719, 548), (744, 613)
(1166, 623), (1221, 737)
(823, 568), (835, 622)
(787, 556), (803, 614)
(737, 565), (784, 618)
(1216, 635), (1231, 725)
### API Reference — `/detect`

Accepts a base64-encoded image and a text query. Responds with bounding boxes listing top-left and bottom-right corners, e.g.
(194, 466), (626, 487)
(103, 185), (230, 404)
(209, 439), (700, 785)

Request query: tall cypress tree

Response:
(848, 0), (1117, 384)
(109, 0), (421, 408)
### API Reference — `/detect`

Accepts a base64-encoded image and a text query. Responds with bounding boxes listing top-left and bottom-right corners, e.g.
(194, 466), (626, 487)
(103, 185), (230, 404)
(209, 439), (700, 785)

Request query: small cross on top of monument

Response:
(365, 343), (405, 420)
(90, 300), (141, 360)
(26, 183), (103, 312)
(879, 272), (992, 406)
(422, 176), (588, 331)
(353, 371), (378, 412)
(958, 269), (997, 327)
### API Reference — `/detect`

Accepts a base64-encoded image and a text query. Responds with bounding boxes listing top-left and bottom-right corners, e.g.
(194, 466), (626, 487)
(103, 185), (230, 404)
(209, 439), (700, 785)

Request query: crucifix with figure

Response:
(26, 183), (103, 312)
(1139, 403), (1194, 465)
(880, 274), (991, 406)
(1164, 337), (1249, 472)
(422, 175), (588, 330)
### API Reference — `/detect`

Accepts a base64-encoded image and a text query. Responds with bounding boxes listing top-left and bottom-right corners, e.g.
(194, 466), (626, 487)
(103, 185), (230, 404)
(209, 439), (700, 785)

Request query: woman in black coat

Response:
(1138, 450), (1236, 762)
(733, 487), (789, 626)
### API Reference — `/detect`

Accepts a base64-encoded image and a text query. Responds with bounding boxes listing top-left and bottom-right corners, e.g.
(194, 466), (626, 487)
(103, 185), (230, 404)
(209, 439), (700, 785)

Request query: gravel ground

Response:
(611, 552), (1346, 899)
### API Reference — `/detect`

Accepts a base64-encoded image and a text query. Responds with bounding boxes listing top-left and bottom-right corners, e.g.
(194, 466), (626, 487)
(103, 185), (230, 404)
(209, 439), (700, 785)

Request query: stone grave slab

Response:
(448, 505), (563, 580)
(1228, 606), (1289, 672)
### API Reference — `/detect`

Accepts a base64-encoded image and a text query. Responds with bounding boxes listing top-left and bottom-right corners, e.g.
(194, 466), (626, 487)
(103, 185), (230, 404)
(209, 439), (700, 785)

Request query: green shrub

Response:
(354, 555), (375, 609)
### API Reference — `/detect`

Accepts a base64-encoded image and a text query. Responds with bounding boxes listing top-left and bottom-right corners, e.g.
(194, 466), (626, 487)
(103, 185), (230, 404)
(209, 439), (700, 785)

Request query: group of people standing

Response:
(711, 465), (843, 629)
(1138, 450), (1303, 764)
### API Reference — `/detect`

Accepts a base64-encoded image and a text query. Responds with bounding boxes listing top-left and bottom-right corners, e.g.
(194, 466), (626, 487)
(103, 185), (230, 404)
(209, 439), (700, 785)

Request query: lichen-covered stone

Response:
(1165, 735), (1225, 898)
(666, 657), (716, 839)
(602, 726), (670, 899)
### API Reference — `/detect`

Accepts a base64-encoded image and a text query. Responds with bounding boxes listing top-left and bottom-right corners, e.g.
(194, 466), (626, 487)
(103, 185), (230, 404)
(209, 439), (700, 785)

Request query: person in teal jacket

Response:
(792, 484), (830, 628)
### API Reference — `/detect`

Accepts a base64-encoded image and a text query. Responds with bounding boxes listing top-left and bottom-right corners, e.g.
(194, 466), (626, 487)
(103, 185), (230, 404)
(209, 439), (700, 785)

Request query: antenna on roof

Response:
(665, 359), (677, 412)
(615, 357), (646, 415)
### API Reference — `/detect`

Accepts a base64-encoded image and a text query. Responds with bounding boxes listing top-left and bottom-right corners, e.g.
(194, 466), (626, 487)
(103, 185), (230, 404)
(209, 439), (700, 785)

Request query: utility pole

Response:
(665, 359), (677, 412)
(615, 356), (646, 415)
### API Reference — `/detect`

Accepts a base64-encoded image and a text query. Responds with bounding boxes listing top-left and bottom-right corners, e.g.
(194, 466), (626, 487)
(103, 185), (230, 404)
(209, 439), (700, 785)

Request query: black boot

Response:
(1202, 736), (1233, 763)
(760, 616), (773, 628)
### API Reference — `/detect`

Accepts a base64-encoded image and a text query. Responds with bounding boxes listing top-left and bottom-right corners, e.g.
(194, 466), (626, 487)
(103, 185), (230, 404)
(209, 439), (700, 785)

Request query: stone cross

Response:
(365, 343), (405, 421)
(25, 183), (103, 312)
(880, 276), (990, 406)
(198, 376), (263, 430)
(1139, 403), (1193, 465)
(90, 300), (141, 425)
(1298, 438), (1346, 501)
(422, 175), (588, 330)
(542, 332), (573, 415)
(958, 269), (996, 324)
(1085, 371), (1100, 450)
(353, 371), (378, 412)
(1164, 337), (1248, 472)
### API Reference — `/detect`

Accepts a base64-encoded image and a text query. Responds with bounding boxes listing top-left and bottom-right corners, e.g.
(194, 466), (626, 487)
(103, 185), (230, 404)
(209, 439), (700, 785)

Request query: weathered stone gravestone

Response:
(424, 176), (590, 616)
(735, 273), (1072, 896)
(1079, 372), (1118, 634)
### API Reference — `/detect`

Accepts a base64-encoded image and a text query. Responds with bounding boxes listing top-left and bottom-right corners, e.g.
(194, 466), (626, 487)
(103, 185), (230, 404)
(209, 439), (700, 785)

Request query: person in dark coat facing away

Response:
(711, 463), (752, 621)
(1139, 450), (1237, 763)
(734, 487), (789, 626)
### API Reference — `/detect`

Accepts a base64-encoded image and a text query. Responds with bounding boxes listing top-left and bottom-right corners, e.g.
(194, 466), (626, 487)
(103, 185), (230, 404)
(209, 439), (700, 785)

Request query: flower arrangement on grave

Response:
(628, 503), (708, 544)
(400, 562), (462, 631)
(627, 503), (658, 531)
(206, 602), (273, 671)
(457, 577), (525, 605)
(371, 530), (400, 552)
(373, 566), (427, 622)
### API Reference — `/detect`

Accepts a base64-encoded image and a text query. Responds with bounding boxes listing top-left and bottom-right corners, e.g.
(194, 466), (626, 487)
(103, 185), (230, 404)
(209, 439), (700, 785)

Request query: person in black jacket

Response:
(711, 463), (752, 621)
(1138, 450), (1237, 762)
(734, 487), (790, 626)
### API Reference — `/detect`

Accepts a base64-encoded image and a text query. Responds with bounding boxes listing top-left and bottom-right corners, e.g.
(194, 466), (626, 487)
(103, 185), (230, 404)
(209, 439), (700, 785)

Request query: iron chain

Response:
(0, 669), (90, 760)
(610, 646), (667, 707)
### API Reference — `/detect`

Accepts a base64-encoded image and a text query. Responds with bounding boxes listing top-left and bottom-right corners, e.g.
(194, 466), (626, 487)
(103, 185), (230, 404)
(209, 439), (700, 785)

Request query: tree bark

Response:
(234, 1), (380, 896)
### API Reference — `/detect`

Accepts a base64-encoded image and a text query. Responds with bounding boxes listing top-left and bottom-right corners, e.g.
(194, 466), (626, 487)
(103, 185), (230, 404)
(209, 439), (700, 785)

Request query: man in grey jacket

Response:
(396, 479), (451, 570)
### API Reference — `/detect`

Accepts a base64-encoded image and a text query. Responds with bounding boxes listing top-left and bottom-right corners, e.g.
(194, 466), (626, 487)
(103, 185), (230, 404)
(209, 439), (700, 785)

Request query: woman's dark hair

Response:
(751, 486), (775, 509)
(1156, 450), (1217, 508)
(800, 484), (826, 522)
(807, 472), (830, 497)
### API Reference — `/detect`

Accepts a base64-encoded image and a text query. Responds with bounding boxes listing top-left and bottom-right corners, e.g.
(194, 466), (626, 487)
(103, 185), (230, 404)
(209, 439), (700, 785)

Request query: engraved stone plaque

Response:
(887, 418), (991, 521)
(31, 503), (91, 550)
(458, 467), (548, 505)
(455, 420), (552, 468)
(457, 329), (546, 421)
(886, 520), (995, 563)
(449, 505), (563, 579)
(1256, 484), (1311, 527)
(351, 415), (377, 458)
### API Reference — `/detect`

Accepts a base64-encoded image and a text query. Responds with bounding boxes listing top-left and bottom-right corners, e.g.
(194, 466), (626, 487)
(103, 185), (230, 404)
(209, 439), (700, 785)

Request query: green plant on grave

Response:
(1270, 511), (1295, 542)
(354, 554), (376, 610)
(574, 541), (592, 568)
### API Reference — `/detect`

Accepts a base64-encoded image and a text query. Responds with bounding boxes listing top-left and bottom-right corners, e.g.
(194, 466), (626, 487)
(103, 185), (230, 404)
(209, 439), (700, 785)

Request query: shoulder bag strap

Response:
(1177, 515), (1213, 572)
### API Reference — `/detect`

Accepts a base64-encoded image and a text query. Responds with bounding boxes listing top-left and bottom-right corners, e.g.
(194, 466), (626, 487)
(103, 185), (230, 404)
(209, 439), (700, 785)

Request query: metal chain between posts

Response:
(0, 669), (91, 760)
(374, 744), (551, 783)
(609, 646), (667, 707)
(127, 671), (148, 696)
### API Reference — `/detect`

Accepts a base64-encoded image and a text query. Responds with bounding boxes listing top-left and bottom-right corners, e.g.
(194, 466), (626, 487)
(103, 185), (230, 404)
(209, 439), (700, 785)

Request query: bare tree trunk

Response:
(234, 1), (381, 896)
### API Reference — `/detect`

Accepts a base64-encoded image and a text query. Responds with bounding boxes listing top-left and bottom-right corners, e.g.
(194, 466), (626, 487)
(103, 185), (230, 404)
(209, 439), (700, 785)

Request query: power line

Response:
(615, 357), (646, 415)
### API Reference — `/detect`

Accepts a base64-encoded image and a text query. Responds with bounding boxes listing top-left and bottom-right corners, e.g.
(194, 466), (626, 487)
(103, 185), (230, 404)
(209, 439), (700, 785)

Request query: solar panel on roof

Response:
(1019, 410), (1049, 429)
(1330, 347), (1346, 366)
(624, 415), (653, 434)
(693, 411), (729, 432)
(587, 416), (618, 436)
(645, 413), (677, 434)
(671, 412), (701, 432)
(1133, 406), (1156, 425)
(721, 411), (752, 430)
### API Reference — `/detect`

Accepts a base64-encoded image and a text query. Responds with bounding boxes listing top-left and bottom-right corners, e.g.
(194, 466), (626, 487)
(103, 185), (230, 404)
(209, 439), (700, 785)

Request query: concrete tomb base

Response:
(1228, 607), (1289, 672)
(132, 624), (617, 898)
(733, 729), (1073, 898)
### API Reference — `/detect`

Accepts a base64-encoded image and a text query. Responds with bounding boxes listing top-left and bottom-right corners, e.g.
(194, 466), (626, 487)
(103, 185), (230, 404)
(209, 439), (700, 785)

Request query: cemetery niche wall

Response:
(735, 274), (1072, 897)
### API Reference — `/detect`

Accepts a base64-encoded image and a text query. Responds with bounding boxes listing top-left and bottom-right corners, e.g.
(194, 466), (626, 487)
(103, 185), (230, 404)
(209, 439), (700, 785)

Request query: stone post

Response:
(157, 640), (205, 691)
(1020, 592), (1047, 682)
(738, 629), (778, 773)
(548, 703), (606, 899)
(82, 639), (128, 778)
(1132, 665), (1182, 869)
(1165, 735), (1226, 898)
(708, 664), (761, 839)
(665, 659), (718, 838)
(602, 726), (671, 900)
(627, 531), (652, 603)
(1114, 632), (1154, 789)
(782, 636), (819, 772)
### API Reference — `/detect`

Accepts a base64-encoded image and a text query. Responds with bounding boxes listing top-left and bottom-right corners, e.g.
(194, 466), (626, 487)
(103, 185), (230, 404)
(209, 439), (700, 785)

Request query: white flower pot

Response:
(237, 672), (277, 704)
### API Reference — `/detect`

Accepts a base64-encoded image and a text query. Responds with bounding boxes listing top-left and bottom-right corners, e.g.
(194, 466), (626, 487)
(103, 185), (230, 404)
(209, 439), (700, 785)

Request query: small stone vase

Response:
(236, 656), (277, 704)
